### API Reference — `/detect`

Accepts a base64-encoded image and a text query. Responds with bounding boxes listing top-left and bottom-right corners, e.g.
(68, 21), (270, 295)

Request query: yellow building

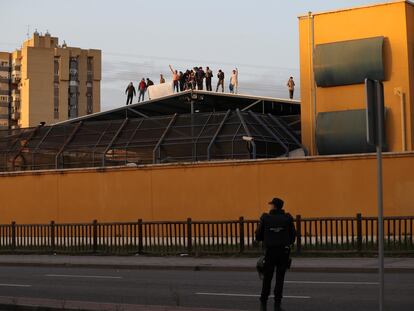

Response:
(0, 52), (11, 127)
(0, 31), (101, 128)
(299, 0), (414, 155)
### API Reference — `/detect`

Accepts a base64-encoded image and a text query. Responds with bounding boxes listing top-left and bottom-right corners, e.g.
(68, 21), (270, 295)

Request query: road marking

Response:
(195, 292), (311, 299)
(0, 283), (32, 287)
(45, 274), (122, 279)
(286, 281), (378, 285)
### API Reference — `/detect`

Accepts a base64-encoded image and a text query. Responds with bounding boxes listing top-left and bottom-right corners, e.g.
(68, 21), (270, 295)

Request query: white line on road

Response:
(45, 274), (122, 279)
(195, 292), (311, 299)
(286, 281), (379, 285)
(0, 283), (32, 287)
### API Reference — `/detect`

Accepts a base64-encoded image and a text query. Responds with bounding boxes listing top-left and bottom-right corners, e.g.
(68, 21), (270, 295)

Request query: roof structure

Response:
(298, 0), (412, 19)
(55, 90), (300, 124)
(0, 92), (304, 172)
(0, 111), (304, 172)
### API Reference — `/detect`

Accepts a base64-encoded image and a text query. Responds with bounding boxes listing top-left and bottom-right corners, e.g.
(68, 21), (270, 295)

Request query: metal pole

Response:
(376, 85), (385, 311)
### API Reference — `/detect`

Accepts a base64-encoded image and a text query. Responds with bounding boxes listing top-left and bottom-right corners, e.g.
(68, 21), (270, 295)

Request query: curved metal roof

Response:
(0, 110), (305, 172)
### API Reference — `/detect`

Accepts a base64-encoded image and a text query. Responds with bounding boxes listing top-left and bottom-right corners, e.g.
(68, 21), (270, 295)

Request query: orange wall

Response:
(299, 1), (413, 154)
(0, 154), (414, 224)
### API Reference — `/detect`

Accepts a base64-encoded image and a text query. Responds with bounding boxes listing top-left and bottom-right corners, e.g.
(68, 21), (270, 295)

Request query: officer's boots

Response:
(274, 301), (284, 311)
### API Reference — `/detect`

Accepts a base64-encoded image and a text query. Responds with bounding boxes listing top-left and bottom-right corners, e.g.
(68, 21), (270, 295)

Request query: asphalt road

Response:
(0, 266), (413, 311)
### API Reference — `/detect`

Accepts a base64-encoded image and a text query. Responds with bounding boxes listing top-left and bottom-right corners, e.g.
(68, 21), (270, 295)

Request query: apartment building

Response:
(0, 31), (101, 128)
(0, 52), (11, 128)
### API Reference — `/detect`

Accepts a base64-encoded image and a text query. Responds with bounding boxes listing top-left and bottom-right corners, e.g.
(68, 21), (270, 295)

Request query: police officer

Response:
(255, 198), (296, 311)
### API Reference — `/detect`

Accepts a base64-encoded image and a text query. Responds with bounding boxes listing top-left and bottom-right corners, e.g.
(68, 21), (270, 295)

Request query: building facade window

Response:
(86, 57), (93, 114)
(54, 57), (59, 119)
(68, 57), (79, 119)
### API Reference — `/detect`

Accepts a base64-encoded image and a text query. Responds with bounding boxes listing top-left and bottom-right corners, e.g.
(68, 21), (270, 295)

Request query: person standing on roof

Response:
(169, 65), (180, 93)
(146, 78), (154, 87)
(196, 67), (205, 90)
(216, 69), (225, 92)
(205, 66), (213, 91)
(138, 78), (147, 102)
(179, 71), (185, 91)
(160, 74), (165, 84)
(287, 77), (295, 99)
(125, 82), (136, 105)
(190, 69), (196, 90)
(229, 68), (238, 94)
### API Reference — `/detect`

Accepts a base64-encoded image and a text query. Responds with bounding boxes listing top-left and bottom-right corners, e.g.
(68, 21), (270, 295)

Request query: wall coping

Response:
(1, 151), (414, 178)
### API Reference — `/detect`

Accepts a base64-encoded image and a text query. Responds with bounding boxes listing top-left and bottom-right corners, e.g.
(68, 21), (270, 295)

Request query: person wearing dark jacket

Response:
(205, 66), (213, 91)
(146, 78), (154, 87)
(196, 67), (205, 90)
(216, 70), (225, 92)
(255, 198), (296, 311)
(125, 82), (136, 105)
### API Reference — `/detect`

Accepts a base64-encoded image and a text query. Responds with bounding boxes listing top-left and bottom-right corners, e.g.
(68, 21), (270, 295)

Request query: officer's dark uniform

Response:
(255, 198), (296, 311)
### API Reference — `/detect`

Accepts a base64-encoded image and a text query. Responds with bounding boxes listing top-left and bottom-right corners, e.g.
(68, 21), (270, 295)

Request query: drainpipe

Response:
(308, 11), (317, 155)
(394, 87), (406, 151)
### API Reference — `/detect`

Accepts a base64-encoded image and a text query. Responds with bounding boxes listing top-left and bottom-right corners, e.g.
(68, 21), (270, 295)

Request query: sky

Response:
(0, 0), (382, 111)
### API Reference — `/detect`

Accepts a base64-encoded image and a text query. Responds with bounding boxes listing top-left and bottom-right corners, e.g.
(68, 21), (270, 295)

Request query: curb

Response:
(0, 261), (413, 273)
(0, 296), (241, 311)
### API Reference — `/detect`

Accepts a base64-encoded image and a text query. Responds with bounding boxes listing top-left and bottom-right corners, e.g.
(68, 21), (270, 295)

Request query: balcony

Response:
(0, 95), (9, 103)
(11, 111), (20, 121)
(11, 99), (20, 109)
(0, 66), (10, 72)
(0, 77), (9, 83)
(0, 90), (9, 96)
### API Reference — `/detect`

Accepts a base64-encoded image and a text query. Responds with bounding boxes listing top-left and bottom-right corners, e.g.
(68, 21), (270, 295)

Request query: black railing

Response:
(0, 214), (413, 255)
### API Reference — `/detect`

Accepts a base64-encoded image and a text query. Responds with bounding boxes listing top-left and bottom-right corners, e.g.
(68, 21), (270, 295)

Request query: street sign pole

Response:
(365, 79), (385, 311)
(376, 82), (385, 311)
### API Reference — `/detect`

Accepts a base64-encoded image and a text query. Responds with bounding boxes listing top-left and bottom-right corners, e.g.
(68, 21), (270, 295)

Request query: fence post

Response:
(239, 217), (245, 253)
(11, 221), (16, 250)
(50, 221), (55, 252)
(187, 218), (192, 254)
(357, 213), (362, 253)
(93, 220), (98, 253)
(138, 219), (143, 254)
(296, 215), (302, 254)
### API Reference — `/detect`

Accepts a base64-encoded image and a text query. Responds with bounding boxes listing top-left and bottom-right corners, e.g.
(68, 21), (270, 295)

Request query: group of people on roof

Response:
(167, 65), (238, 94)
(124, 66), (239, 105)
(125, 66), (296, 105)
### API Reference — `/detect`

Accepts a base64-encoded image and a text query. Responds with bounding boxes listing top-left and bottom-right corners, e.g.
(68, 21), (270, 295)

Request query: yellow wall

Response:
(0, 153), (413, 224)
(299, 1), (413, 155)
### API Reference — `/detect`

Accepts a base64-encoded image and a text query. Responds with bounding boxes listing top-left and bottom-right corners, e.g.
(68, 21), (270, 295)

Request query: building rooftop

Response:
(55, 90), (300, 125)
(298, 0), (413, 19)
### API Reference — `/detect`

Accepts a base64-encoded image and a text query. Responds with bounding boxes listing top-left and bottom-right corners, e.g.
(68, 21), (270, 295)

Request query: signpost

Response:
(365, 78), (385, 311)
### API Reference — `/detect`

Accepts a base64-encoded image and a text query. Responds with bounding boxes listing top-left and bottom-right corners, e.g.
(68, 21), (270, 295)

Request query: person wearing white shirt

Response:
(230, 68), (238, 94)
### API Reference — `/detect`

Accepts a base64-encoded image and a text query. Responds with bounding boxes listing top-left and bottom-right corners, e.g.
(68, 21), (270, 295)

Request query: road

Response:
(0, 266), (413, 311)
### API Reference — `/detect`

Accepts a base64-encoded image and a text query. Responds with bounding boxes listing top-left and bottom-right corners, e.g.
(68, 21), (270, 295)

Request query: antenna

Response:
(26, 25), (30, 39)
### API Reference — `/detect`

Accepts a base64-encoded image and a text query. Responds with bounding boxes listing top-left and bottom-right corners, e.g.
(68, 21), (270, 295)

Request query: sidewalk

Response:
(0, 296), (240, 311)
(0, 254), (413, 273)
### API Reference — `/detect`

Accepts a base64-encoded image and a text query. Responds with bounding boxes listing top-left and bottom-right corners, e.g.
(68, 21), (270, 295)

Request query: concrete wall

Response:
(299, 1), (413, 155)
(0, 153), (413, 224)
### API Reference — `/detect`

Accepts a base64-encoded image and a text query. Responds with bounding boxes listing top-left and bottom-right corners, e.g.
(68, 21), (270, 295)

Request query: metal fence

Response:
(0, 111), (303, 172)
(0, 214), (413, 255)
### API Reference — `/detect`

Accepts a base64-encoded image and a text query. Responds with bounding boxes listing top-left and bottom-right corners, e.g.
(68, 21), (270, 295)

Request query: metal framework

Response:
(0, 111), (303, 172)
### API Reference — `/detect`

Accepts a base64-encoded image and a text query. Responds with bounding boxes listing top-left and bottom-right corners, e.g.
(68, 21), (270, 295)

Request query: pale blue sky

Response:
(1, 0), (381, 110)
